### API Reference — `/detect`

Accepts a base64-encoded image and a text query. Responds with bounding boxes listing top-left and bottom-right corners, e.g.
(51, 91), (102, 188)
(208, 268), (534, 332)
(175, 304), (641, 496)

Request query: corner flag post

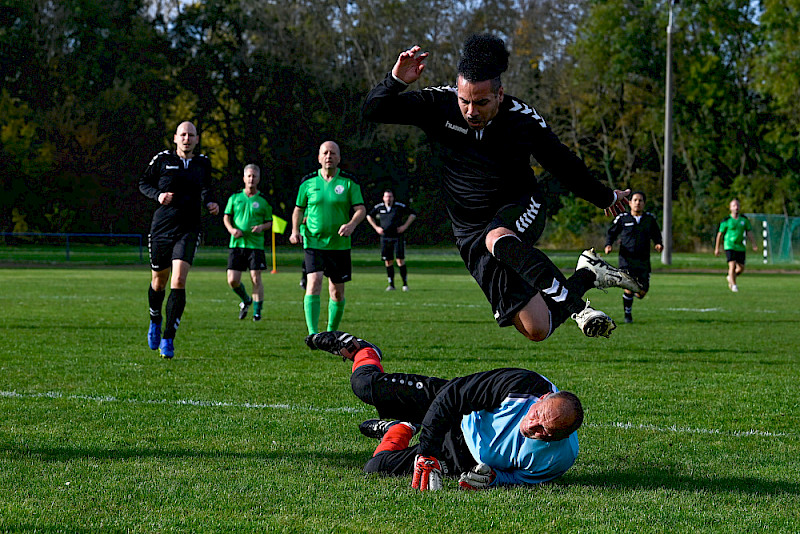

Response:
(271, 215), (288, 274)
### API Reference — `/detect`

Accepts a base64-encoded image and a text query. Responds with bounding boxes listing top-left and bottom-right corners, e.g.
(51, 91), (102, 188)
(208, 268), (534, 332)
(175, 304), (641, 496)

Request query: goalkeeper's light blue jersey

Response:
(460, 388), (579, 486)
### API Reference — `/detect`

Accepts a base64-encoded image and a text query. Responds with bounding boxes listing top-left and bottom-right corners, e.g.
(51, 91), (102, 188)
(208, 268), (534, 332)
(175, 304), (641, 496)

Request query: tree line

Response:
(2, 0), (799, 250)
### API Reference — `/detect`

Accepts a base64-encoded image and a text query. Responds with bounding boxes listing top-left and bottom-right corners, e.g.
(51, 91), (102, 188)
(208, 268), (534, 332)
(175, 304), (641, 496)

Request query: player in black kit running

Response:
(139, 121), (219, 358)
(604, 191), (663, 323)
(367, 189), (417, 291)
(363, 35), (640, 341)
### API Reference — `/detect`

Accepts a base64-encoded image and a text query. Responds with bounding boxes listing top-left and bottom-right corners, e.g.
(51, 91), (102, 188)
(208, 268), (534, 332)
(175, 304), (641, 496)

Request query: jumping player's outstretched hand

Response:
(392, 46), (428, 85)
(604, 189), (632, 217)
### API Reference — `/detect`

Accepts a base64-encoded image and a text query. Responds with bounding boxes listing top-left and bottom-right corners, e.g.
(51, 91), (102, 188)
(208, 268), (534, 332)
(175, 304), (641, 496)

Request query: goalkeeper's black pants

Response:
(351, 364), (474, 476)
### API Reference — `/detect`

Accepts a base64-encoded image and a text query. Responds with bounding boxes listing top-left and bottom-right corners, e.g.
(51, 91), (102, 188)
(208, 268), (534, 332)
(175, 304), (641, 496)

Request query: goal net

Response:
(744, 213), (800, 265)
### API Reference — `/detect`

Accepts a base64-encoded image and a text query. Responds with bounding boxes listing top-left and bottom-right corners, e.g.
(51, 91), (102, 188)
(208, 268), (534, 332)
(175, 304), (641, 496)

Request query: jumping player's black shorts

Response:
(455, 194), (549, 328)
(148, 232), (200, 271)
(304, 248), (352, 284)
(227, 248), (267, 272)
(725, 249), (746, 265)
(380, 236), (405, 261)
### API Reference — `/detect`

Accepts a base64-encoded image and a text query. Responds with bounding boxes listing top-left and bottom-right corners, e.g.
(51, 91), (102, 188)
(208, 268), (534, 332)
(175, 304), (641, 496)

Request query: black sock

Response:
(399, 264), (408, 285)
(623, 293), (634, 315)
(148, 286), (166, 322)
(492, 235), (584, 315)
(386, 265), (395, 286)
(565, 268), (597, 300)
(163, 288), (186, 339)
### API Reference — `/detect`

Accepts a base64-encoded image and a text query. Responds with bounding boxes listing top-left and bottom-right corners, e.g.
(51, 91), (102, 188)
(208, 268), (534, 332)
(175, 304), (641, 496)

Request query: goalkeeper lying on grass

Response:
(306, 331), (583, 491)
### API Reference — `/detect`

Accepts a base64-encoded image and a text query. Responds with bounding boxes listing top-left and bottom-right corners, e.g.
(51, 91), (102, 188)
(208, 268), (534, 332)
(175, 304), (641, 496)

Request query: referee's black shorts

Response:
(620, 265), (651, 293)
(148, 232), (200, 271)
(380, 236), (405, 261)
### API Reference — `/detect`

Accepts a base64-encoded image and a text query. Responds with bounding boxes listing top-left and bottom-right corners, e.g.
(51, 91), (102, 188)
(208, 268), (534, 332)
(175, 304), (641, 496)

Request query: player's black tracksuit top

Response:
(368, 202), (416, 238)
(416, 368), (554, 458)
(139, 150), (215, 237)
(605, 212), (663, 271)
(363, 74), (614, 237)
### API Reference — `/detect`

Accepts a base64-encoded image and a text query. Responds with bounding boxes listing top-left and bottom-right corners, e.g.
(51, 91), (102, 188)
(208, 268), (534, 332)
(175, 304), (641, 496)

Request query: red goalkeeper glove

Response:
(458, 463), (496, 490)
(412, 455), (445, 491)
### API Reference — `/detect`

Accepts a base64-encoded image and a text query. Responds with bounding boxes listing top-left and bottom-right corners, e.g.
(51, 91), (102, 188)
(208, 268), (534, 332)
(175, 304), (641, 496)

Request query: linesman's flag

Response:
(272, 215), (288, 234)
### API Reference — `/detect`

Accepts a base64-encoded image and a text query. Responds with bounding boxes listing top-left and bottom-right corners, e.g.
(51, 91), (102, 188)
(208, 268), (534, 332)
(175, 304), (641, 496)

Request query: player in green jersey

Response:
(289, 141), (366, 335)
(223, 164), (273, 320)
(714, 198), (757, 292)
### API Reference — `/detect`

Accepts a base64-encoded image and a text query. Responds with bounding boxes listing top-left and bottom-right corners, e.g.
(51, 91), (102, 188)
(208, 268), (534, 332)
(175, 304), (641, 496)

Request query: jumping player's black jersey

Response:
(364, 74), (614, 236)
(368, 201), (416, 238)
(605, 212), (663, 271)
(139, 150), (215, 237)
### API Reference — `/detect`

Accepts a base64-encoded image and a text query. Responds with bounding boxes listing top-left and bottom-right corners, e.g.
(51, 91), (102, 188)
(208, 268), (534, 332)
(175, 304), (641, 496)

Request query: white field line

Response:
(202, 299), (489, 309)
(661, 307), (778, 314)
(1, 390), (793, 439)
(588, 421), (790, 438)
(0, 390), (364, 413)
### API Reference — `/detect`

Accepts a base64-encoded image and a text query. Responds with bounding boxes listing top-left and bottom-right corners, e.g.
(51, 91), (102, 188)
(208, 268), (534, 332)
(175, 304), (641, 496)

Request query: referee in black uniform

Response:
(604, 191), (663, 323)
(366, 189), (417, 291)
(364, 35), (640, 341)
(139, 121), (219, 359)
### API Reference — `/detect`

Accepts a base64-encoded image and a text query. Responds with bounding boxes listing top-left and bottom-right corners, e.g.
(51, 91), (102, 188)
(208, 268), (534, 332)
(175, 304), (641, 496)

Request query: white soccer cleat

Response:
(571, 301), (616, 338)
(731, 284), (739, 293)
(577, 248), (642, 292)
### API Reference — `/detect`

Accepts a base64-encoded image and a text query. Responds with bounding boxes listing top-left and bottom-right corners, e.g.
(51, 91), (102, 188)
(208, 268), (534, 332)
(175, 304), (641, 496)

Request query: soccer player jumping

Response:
(363, 35), (641, 340)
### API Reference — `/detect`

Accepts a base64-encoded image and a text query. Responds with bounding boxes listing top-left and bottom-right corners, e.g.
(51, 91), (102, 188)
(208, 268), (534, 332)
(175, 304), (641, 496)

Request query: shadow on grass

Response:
(568, 467), (800, 496)
(6, 444), (799, 496)
(4, 444), (368, 471)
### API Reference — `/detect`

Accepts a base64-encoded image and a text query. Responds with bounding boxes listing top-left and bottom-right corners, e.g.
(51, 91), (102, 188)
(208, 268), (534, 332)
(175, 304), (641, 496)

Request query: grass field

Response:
(1, 254), (799, 532)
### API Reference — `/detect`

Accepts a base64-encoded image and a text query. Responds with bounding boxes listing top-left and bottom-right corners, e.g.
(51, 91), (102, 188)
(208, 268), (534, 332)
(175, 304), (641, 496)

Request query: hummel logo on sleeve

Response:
(509, 100), (547, 128)
(425, 86), (456, 93)
(515, 199), (542, 233)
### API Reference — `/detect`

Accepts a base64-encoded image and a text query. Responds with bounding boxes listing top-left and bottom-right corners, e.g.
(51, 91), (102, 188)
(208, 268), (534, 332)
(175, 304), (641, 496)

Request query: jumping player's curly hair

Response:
(457, 34), (510, 92)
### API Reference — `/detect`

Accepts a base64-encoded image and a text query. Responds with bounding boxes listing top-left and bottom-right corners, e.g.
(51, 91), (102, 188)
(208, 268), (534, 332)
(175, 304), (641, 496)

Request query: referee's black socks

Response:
(386, 265), (395, 287)
(164, 288), (186, 339)
(148, 285), (166, 323)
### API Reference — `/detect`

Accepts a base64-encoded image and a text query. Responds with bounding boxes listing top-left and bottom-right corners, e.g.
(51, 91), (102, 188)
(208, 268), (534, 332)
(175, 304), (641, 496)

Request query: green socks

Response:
(327, 299), (345, 331)
(304, 294), (321, 334)
(232, 284), (251, 304)
(303, 296), (346, 333)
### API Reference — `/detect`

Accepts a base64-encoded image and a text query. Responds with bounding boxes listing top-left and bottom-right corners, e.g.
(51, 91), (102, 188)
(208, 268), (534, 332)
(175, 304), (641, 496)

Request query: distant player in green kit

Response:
(223, 164), (273, 321)
(289, 141), (366, 335)
(714, 198), (757, 292)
